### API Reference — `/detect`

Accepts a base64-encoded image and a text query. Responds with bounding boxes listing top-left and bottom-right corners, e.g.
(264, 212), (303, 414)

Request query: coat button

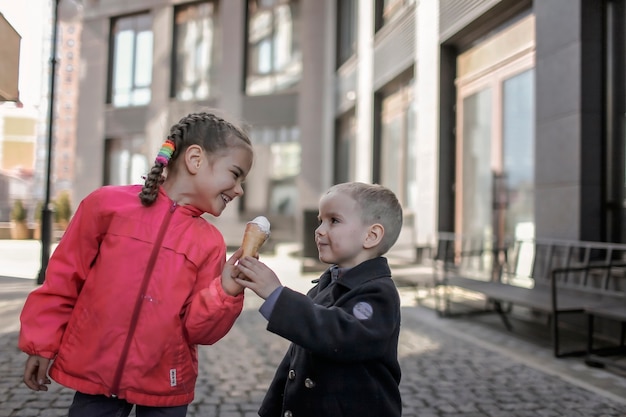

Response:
(288, 370), (296, 380)
(283, 411), (293, 417)
(304, 378), (315, 388)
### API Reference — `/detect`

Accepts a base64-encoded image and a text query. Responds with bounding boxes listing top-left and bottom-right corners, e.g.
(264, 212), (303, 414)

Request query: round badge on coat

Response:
(353, 301), (373, 320)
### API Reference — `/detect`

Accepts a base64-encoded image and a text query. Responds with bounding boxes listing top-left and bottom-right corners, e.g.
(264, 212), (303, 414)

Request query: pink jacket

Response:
(19, 185), (244, 407)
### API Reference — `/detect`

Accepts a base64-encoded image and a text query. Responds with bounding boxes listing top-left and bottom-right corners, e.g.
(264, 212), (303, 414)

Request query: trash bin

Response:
(302, 209), (318, 258)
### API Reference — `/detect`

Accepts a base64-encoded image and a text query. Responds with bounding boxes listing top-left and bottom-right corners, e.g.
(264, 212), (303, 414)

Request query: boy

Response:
(235, 182), (403, 417)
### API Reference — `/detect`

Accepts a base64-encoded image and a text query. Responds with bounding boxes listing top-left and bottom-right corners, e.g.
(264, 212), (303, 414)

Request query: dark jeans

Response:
(68, 392), (188, 417)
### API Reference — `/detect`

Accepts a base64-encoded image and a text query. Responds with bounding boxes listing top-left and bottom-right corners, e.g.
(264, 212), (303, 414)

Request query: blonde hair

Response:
(326, 182), (403, 255)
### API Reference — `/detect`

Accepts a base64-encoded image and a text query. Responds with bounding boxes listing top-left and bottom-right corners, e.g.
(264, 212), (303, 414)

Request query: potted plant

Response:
(54, 191), (72, 230)
(10, 199), (30, 239)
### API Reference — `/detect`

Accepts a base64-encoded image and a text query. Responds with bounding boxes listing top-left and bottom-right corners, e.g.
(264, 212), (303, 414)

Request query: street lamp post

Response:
(37, 0), (60, 285)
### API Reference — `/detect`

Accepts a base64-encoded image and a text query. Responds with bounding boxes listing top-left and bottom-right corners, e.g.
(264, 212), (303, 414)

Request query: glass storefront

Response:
(461, 88), (492, 239)
(502, 69), (535, 241)
(455, 14), (535, 243)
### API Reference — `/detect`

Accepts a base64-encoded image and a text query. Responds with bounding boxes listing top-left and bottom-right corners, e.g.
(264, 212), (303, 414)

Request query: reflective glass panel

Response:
(462, 88), (493, 238)
(246, 0), (301, 95)
(173, 2), (218, 101)
(110, 14), (153, 107)
(503, 69), (535, 240)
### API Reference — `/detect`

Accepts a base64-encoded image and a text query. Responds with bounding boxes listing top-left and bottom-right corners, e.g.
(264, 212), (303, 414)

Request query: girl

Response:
(19, 111), (253, 416)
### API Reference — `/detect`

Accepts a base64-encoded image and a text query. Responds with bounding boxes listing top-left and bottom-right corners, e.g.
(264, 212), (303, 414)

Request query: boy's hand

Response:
(221, 248), (245, 296)
(235, 256), (282, 299)
(23, 355), (51, 391)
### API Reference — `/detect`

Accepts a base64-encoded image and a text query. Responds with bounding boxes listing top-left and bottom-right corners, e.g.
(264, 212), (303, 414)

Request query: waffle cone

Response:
(241, 223), (269, 257)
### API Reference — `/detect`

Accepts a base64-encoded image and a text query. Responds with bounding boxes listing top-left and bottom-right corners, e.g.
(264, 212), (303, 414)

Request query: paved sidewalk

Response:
(1, 240), (626, 416)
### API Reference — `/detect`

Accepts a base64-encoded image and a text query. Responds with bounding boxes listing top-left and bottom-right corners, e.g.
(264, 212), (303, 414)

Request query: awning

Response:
(0, 13), (21, 102)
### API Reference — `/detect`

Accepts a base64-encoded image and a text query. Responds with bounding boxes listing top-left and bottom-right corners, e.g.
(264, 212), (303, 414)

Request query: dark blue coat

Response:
(259, 257), (402, 417)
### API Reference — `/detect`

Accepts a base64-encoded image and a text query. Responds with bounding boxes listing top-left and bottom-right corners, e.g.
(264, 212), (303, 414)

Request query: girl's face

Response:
(193, 145), (253, 216)
(315, 191), (371, 268)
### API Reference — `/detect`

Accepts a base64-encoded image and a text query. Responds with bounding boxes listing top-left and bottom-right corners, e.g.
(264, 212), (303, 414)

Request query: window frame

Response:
(244, 0), (302, 96)
(373, 70), (415, 207)
(336, 0), (357, 68)
(103, 136), (149, 186)
(107, 11), (153, 107)
(455, 47), (535, 242)
(374, 0), (415, 32)
(334, 108), (357, 184)
(170, 0), (220, 101)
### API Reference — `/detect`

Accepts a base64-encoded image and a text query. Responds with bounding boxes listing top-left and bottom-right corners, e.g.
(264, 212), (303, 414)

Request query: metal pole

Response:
(37, 0), (60, 285)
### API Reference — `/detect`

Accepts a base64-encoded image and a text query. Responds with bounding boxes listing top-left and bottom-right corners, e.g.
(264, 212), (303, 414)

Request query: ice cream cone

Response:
(241, 216), (271, 257)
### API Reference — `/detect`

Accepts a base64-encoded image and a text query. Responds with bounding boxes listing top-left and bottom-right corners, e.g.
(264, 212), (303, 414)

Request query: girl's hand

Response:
(221, 248), (245, 296)
(235, 256), (282, 299)
(23, 355), (51, 391)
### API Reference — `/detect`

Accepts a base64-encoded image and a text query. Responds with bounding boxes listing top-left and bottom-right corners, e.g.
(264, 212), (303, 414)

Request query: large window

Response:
(336, 0), (357, 68)
(377, 73), (416, 209)
(247, 126), (300, 215)
(502, 70), (535, 240)
(246, 0), (301, 95)
(109, 13), (153, 107)
(104, 136), (148, 186)
(375, 0), (415, 31)
(455, 15), (535, 242)
(172, 1), (219, 101)
(460, 89), (493, 239)
(334, 109), (356, 184)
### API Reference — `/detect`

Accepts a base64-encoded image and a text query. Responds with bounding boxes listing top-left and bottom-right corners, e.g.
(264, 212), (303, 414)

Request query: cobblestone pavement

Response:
(1, 241), (626, 416)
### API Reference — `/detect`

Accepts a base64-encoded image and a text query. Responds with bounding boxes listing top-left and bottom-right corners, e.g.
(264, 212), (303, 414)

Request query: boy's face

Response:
(315, 191), (371, 268)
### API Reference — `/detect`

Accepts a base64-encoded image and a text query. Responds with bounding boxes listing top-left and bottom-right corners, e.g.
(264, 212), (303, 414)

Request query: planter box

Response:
(11, 221), (31, 240)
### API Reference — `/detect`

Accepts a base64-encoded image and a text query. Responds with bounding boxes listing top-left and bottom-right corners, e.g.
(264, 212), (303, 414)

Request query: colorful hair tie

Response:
(155, 139), (175, 166)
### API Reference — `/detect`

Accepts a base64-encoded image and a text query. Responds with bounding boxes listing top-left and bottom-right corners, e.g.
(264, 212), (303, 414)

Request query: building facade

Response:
(0, 12), (20, 102)
(438, 0), (626, 248)
(76, 0), (330, 239)
(73, 0), (626, 250)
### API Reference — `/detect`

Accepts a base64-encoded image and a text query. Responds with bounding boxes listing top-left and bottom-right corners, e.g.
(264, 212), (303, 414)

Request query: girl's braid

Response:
(138, 116), (190, 206)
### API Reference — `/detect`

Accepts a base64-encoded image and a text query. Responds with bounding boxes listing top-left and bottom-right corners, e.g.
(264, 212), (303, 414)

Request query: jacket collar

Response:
(158, 186), (204, 217)
(322, 257), (391, 290)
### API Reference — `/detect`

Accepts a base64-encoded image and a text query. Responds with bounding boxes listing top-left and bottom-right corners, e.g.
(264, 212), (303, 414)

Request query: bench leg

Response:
(585, 319), (626, 370)
(584, 314), (606, 368)
(552, 312), (560, 357)
(493, 301), (513, 331)
(552, 311), (587, 358)
(587, 314), (594, 353)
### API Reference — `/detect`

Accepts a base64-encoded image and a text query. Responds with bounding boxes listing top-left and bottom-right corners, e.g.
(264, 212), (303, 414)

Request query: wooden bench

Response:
(432, 234), (626, 357)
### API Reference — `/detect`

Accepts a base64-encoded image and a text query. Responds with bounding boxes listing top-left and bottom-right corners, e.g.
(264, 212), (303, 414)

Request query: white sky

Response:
(0, 0), (49, 108)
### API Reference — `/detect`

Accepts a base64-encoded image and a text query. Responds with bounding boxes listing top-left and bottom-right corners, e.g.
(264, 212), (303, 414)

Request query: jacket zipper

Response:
(110, 201), (178, 397)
